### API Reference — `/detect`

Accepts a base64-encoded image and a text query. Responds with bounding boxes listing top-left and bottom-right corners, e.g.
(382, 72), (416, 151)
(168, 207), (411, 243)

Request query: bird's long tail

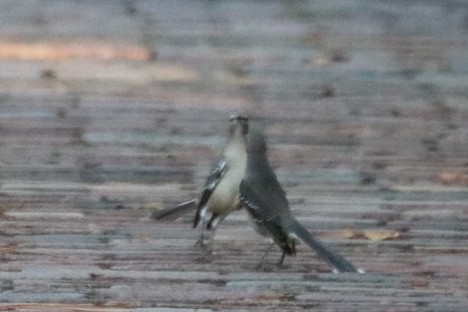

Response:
(290, 219), (359, 273)
(151, 199), (197, 221)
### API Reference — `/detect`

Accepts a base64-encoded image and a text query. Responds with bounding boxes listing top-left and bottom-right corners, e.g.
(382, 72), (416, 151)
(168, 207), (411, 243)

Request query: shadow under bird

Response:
(240, 129), (362, 273)
(153, 115), (249, 250)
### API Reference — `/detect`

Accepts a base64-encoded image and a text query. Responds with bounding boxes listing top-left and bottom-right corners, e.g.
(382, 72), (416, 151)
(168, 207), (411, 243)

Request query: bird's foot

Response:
(194, 237), (215, 256)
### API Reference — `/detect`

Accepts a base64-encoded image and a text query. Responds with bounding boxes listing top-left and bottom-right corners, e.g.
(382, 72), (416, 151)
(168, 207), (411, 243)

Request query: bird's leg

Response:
(277, 240), (294, 267)
(194, 207), (211, 249)
(194, 232), (203, 247)
(256, 242), (276, 269)
(201, 221), (210, 250)
(194, 217), (207, 248)
(201, 226), (216, 255)
(207, 228), (215, 253)
(206, 214), (223, 253)
(278, 251), (286, 266)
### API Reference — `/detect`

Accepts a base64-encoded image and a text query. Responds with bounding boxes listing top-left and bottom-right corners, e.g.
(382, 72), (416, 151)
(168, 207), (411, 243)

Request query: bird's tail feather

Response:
(290, 220), (358, 273)
(151, 199), (197, 221)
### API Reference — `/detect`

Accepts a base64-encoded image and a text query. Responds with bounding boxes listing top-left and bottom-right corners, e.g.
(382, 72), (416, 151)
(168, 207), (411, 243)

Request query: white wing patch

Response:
(206, 159), (228, 191)
(240, 196), (260, 211)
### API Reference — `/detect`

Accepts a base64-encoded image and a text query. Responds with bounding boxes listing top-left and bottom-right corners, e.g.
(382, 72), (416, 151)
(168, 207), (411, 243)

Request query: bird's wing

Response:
(193, 158), (228, 228)
(240, 180), (290, 244)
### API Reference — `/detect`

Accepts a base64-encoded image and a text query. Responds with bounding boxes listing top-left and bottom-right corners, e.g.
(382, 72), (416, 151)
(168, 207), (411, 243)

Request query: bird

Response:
(239, 129), (361, 273)
(153, 114), (249, 251)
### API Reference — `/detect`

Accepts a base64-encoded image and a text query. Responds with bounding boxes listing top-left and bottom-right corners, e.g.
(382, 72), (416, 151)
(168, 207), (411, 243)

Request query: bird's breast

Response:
(208, 157), (246, 215)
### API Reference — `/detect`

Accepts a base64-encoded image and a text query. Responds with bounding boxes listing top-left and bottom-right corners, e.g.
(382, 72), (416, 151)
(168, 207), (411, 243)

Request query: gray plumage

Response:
(240, 129), (359, 273)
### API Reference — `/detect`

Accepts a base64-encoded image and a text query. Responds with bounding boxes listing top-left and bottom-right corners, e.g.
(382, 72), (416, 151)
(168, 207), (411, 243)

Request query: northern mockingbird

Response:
(240, 129), (360, 273)
(153, 115), (249, 250)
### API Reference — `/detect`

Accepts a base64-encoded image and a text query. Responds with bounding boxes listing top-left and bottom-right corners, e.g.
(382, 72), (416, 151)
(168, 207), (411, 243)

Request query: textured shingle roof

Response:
(0, 1), (467, 311)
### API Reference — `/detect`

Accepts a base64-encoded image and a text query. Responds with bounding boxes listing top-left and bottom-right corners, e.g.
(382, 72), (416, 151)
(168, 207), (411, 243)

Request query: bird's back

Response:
(242, 129), (292, 222)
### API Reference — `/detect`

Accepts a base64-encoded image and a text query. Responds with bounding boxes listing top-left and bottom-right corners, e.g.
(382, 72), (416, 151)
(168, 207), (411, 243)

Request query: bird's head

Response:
(229, 114), (249, 135)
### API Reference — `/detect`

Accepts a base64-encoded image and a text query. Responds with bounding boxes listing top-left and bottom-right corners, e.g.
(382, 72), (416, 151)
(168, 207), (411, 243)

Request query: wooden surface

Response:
(0, 1), (468, 311)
